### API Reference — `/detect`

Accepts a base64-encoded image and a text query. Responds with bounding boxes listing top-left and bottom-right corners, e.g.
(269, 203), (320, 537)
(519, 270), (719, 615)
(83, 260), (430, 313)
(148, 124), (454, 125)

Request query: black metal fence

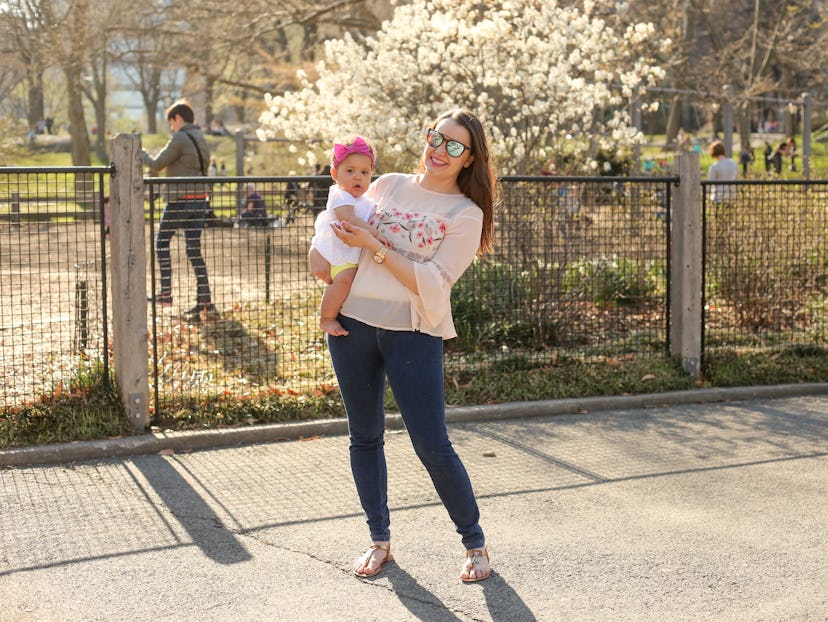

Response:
(2, 167), (827, 421)
(142, 175), (676, 416)
(144, 176), (332, 416)
(0, 167), (112, 411)
(702, 179), (828, 357)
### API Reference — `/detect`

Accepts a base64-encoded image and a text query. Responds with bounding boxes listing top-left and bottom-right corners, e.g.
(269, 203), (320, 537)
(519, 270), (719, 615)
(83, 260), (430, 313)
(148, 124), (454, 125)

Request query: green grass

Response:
(3, 136), (828, 448)
(703, 347), (828, 386)
(0, 362), (132, 449)
(640, 133), (828, 178)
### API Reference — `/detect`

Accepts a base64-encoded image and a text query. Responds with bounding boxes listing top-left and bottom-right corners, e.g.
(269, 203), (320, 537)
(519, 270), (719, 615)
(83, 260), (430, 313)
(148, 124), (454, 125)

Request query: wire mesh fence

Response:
(452, 176), (674, 368)
(144, 176), (332, 416)
(143, 175), (675, 415)
(703, 179), (828, 357)
(0, 167), (111, 410)
(3, 167), (827, 421)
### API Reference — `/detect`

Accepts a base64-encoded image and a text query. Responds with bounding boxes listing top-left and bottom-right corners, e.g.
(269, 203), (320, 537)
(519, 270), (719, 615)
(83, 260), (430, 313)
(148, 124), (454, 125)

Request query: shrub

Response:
(562, 255), (662, 306)
(450, 259), (538, 350)
(705, 187), (827, 330)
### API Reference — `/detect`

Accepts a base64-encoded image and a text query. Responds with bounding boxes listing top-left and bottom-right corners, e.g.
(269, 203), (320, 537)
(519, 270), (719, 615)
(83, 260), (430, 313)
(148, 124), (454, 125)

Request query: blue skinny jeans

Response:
(327, 315), (485, 550)
(155, 200), (212, 304)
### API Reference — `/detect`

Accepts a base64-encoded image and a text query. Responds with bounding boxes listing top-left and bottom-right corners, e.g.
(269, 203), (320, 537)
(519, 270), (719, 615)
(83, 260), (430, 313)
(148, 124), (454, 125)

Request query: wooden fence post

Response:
(670, 152), (702, 378)
(11, 192), (21, 226)
(109, 134), (150, 431)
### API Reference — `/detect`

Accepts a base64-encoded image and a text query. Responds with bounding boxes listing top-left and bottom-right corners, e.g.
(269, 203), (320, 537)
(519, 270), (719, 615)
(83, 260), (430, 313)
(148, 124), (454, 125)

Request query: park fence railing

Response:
(1, 137), (826, 434)
(702, 178), (828, 355)
(0, 165), (112, 414)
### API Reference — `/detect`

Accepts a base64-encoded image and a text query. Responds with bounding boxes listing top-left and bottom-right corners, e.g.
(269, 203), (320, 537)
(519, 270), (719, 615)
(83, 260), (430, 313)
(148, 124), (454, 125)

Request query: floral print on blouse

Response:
(370, 209), (448, 260)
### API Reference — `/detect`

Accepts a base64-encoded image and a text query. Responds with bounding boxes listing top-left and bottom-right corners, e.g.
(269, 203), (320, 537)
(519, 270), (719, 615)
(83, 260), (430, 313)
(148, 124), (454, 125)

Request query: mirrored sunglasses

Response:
(427, 129), (471, 158)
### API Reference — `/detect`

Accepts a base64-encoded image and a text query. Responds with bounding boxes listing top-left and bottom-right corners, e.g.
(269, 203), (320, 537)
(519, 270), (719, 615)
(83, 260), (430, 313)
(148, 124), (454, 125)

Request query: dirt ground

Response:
(0, 215), (320, 409)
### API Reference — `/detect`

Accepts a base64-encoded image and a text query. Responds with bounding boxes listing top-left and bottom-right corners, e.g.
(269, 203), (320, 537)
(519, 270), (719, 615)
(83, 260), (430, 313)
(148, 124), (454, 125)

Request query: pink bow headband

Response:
(332, 137), (375, 168)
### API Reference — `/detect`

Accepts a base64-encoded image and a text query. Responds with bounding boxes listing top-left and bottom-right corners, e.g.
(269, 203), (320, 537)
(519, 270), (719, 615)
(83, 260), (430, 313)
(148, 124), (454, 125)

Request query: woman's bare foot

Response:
(320, 317), (348, 336)
(353, 542), (393, 577)
(460, 548), (491, 582)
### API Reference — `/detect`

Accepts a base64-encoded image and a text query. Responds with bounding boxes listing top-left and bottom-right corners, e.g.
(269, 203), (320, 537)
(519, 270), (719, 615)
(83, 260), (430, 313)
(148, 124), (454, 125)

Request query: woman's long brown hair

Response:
(426, 109), (496, 255)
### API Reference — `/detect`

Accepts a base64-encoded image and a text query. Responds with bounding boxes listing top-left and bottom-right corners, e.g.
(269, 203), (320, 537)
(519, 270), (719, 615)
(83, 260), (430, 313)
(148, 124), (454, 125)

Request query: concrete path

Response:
(1, 392), (826, 621)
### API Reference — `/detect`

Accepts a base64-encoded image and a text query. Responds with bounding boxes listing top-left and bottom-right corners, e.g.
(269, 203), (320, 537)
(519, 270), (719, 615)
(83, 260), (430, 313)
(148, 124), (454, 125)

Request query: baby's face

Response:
(331, 153), (373, 198)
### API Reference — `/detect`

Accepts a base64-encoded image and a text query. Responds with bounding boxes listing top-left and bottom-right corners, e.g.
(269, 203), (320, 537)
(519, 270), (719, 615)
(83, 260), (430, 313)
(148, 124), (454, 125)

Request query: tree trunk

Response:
(92, 68), (108, 162)
(26, 71), (45, 129)
(64, 65), (91, 166)
(665, 94), (684, 147)
(142, 66), (162, 134)
(204, 74), (215, 128)
(737, 104), (752, 148)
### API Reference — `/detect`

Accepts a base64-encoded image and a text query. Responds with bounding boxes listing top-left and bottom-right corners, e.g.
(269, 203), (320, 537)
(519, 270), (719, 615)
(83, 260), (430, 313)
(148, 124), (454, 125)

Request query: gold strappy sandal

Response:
(461, 547), (492, 582)
(353, 542), (393, 578)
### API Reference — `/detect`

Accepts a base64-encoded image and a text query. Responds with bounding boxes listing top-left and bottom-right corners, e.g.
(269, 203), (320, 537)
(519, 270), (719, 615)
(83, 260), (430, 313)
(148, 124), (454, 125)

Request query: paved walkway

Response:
(1, 390), (826, 621)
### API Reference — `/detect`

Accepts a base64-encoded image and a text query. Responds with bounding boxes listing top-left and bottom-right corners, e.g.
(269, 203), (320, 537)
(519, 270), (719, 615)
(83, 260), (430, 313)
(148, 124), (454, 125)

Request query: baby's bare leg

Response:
(320, 268), (356, 336)
(309, 248), (332, 284)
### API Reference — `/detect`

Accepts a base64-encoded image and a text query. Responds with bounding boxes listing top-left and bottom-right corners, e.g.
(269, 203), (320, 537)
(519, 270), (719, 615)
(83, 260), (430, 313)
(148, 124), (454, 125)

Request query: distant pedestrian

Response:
(141, 98), (216, 321)
(739, 144), (754, 177)
(708, 140), (738, 203)
(771, 143), (785, 175)
(239, 183), (269, 228)
(786, 137), (797, 172)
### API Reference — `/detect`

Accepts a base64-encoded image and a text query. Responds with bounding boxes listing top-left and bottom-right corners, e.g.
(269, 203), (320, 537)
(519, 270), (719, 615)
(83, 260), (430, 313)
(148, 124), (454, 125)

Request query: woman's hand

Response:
(331, 220), (382, 251)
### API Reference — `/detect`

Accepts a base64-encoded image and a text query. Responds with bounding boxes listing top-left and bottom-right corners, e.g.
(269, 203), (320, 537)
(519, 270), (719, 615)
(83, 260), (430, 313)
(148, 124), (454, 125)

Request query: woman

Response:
(321, 109), (495, 582)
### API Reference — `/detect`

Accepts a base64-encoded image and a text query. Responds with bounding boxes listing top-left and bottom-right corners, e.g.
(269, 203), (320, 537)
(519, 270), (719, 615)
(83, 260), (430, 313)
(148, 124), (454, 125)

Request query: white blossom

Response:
(258, 0), (664, 174)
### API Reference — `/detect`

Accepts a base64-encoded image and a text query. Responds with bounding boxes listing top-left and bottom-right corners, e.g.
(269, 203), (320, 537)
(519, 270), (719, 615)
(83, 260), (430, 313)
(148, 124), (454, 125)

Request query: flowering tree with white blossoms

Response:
(257, 0), (668, 174)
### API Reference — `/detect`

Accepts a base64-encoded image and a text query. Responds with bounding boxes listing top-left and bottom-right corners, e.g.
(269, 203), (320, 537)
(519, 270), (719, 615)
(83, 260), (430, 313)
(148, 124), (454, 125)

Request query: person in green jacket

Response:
(142, 99), (216, 320)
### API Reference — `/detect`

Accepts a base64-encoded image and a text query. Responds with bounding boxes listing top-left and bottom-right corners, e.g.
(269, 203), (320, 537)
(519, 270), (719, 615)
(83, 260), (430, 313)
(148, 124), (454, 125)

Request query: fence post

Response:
(801, 92), (811, 180)
(235, 129), (245, 176)
(670, 151), (702, 379)
(11, 192), (20, 226)
(109, 134), (150, 431)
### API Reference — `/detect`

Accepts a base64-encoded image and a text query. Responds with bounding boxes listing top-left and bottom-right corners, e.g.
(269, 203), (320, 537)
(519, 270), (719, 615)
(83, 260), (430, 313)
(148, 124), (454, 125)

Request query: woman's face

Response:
(423, 118), (474, 184)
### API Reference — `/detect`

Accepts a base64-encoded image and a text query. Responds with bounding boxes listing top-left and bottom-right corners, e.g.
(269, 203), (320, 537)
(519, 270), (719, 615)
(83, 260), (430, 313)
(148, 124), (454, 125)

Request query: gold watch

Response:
(372, 247), (388, 264)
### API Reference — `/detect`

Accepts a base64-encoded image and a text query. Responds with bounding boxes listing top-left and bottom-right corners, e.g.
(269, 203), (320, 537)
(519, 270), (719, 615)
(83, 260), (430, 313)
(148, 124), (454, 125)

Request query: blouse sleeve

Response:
(409, 207), (482, 329)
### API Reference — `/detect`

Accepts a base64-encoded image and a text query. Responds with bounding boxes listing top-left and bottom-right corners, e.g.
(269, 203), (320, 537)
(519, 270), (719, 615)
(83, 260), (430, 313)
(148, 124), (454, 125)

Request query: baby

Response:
(309, 136), (388, 336)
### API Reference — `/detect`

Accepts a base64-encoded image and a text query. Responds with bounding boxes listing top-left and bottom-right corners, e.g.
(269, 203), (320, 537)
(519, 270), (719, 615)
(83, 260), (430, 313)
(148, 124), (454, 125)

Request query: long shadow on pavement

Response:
(132, 455), (252, 565)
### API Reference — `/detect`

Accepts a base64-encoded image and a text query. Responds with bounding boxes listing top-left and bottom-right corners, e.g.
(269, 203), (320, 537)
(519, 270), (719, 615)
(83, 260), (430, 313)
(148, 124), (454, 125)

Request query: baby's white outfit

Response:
(311, 185), (377, 266)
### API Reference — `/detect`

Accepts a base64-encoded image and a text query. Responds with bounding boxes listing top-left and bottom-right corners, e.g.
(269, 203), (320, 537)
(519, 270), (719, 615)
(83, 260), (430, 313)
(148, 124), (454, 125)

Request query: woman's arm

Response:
(331, 221), (418, 293)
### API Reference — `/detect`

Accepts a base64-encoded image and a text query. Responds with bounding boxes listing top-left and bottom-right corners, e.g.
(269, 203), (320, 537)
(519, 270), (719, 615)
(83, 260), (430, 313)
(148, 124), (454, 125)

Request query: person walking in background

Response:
(708, 140), (739, 203)
(739, 143), (754, 177)
(771, 142), (785, 175)
(786, 137), (797, 172)
(763, 142), (773, 175)
(311, 109), (496, 582)
(142, 99), (216, 321)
